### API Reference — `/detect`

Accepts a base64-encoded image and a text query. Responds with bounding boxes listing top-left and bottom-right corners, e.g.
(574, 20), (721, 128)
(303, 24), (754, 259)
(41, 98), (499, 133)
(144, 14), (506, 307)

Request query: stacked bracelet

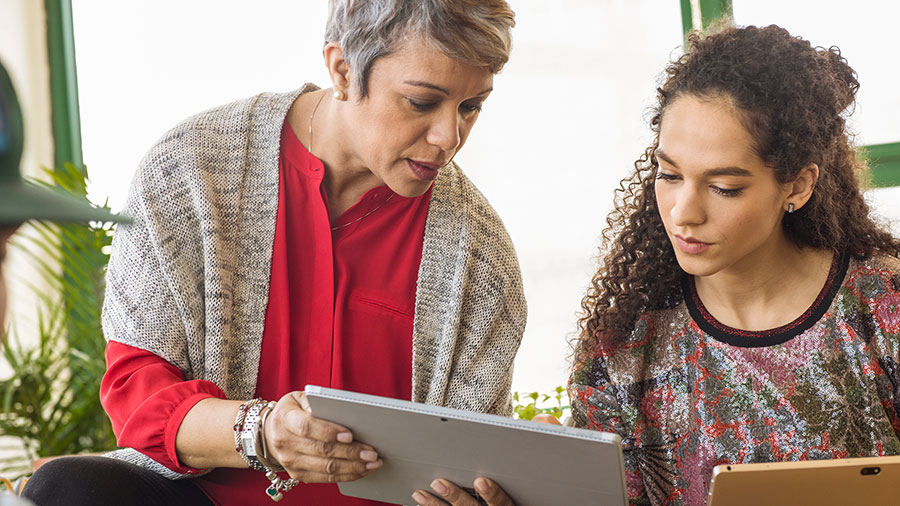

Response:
(256, 401), (284, 472)
(233, 399), (262, 457)
(234, 399), (298, 502)
(264, 469), (297, 502)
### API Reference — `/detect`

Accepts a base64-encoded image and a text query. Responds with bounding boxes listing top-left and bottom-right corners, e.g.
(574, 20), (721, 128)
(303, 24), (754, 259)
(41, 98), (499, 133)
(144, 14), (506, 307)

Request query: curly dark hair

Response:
(574, 24), (900, 361)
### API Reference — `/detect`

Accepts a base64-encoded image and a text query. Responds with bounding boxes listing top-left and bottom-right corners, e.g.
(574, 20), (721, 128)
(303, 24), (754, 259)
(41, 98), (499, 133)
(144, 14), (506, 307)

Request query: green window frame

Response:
(865, 142), (900, 188)
(680, 0), (732, 37)
(46, 0), (83, 172)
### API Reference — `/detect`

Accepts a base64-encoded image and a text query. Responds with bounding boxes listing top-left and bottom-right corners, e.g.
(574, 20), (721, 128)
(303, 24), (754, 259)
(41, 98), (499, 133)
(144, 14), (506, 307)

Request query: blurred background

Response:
(1, 1), (898, 463)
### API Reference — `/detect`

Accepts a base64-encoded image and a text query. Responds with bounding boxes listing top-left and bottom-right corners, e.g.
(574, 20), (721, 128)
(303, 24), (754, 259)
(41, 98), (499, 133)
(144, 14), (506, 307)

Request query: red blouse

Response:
(101, 119), (432, 505)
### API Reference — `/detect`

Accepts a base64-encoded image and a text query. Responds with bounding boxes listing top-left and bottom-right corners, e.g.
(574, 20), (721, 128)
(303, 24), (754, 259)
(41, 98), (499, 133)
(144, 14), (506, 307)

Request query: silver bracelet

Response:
(265, 469), (298, 502)
(256, 401), (284, 472)
(233, 398), (297, 501)
(234, 398), (267, 471)
(233, 398), (263, 454)
(241, 402), (266, 465)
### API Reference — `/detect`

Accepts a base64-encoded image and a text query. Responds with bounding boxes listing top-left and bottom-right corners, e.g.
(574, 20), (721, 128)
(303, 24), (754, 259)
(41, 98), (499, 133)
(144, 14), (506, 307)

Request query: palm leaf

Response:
(0, 163), (118, 478)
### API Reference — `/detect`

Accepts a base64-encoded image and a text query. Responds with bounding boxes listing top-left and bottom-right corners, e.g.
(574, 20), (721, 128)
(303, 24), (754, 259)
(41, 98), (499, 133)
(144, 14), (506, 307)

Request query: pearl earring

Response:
(787, 203), (795, 214)
(333, 89), (346, 101)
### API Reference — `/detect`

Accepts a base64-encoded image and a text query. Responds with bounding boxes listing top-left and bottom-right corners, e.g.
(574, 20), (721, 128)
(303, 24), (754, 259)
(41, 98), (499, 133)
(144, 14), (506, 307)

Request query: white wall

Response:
(456, 1), (684, 391)
(733, 0), (900, 145)
(73, 0), (684, 395)
(72, 1), (900, 397)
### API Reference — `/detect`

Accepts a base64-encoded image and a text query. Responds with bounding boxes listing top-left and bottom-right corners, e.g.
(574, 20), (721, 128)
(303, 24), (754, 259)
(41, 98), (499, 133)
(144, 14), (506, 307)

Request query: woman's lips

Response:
(674, 235), (711, 254)
(407, 159), (440, 182)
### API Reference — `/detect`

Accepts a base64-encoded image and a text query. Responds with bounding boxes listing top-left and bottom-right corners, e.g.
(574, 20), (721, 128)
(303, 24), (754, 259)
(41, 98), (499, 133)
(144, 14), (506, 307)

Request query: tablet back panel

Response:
(707, 456), (900, 506)
(305, 386), (627, 506)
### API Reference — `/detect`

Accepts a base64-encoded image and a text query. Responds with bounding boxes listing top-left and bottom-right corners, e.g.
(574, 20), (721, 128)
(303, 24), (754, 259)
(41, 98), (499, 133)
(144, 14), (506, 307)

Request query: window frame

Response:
(865, 142), (900, 187)
(45, 0), (83, 172)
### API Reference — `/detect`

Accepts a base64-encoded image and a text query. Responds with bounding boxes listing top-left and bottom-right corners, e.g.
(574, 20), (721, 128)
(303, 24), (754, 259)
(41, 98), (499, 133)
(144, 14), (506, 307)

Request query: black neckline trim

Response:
(682, 250), (850, 348)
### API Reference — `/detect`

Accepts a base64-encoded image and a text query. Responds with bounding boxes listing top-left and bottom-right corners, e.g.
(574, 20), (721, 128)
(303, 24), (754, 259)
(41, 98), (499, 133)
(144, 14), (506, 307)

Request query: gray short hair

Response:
(325, 0), (515, 97)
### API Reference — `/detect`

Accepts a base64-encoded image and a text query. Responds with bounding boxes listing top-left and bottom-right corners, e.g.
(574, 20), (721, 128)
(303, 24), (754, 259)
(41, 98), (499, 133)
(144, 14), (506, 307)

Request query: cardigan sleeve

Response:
(457, 172), (528, 416)
(99, 114), (227, 477)
(412, 165), (527, 416)
(99, 89), (300, 478)
(101, 342), (224, 474)
(100, 137), (201, 375)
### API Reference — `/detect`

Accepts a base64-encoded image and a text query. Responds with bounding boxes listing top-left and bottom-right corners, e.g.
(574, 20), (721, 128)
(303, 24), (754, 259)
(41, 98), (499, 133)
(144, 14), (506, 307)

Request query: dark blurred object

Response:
(0, 59), (125, 225)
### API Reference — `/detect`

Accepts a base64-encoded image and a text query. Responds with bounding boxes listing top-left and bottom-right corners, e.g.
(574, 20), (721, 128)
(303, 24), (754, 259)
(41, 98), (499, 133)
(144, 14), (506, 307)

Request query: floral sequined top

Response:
(569, 252), (900, 506)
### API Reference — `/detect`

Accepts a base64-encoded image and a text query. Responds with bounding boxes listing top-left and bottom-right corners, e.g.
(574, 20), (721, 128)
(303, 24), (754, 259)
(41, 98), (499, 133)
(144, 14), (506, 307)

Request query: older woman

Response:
(22, 1), (525, 505)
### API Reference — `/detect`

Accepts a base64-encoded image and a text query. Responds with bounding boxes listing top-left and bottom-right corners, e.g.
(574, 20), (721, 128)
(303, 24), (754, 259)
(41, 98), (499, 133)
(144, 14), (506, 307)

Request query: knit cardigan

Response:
(101, 86), (527, 478)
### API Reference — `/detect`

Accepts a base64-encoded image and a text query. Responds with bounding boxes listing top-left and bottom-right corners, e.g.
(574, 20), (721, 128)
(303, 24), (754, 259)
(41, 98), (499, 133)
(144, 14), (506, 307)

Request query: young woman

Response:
(23, 1), (526, 505)
(568, 24), (900, 506)
(413, 22), (900, 506)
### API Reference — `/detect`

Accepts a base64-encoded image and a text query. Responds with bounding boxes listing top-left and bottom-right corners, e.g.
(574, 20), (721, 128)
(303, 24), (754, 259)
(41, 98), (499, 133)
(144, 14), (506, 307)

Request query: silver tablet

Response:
(305, 385), (627, 506)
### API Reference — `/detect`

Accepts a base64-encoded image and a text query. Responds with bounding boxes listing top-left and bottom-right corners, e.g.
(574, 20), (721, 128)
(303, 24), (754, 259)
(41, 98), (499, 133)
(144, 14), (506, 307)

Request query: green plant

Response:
(0, 163), (117, 479)
(512, 386), (570, 421)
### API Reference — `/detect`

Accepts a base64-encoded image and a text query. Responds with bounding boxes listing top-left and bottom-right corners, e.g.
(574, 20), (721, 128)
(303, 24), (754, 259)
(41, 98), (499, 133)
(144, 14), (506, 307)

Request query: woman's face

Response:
(338, 39), (494, 197)
(654, 95), (793, 279)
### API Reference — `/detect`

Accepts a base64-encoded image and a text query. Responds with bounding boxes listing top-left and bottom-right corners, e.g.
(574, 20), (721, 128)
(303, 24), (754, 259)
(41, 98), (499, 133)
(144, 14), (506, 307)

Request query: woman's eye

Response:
(711, 186), (743, 197)
(460, 102), (483, 114)
(407, 98), (435, 111)
(655, 172), (679, 182)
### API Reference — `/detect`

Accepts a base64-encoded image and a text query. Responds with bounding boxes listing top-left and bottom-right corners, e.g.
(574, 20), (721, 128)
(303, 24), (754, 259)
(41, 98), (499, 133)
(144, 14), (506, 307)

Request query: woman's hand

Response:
(531, 414), (562, 425)
(412, 477), (514, 506)
(409, 414), (562, 505)
(264, 391), (383, 483)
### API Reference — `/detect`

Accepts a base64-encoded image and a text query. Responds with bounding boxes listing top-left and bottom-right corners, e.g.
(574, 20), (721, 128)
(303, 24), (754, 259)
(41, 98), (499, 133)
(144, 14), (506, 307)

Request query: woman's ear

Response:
(323, 42), (352, 98)
(783, 163), (819, 213)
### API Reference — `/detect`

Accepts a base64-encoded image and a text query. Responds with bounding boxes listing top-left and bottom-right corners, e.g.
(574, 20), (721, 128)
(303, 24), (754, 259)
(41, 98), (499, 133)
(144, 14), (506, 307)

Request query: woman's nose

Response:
(426, 109), (461, 153)
(669, 186), (705, 227)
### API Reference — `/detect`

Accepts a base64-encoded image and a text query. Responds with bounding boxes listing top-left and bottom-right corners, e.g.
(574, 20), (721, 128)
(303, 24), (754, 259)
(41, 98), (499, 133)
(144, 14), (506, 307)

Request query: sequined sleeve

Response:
(569, 355), (650, 506)
(847, 255), (900, 437)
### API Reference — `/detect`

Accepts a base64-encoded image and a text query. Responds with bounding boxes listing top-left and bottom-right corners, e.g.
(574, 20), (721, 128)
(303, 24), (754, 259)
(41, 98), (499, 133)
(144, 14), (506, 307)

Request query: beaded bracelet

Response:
(233, 398), (298, 502)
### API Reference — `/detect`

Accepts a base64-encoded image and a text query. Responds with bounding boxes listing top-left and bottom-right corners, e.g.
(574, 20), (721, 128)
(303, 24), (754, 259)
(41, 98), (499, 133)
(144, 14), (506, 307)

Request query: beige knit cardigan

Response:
(101, 86), (527, 478)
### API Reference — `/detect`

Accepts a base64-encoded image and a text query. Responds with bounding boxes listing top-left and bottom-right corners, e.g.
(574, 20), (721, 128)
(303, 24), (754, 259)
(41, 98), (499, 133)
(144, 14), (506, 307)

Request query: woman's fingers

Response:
(267, 414), (374, 463)
(412, 489), (474, 506)
(278, 452), (383, 477)
(291, 470), (374, 483)
(270, 392), (373, 458)
(264, 391), (381, 483)
(287, 456), (382, 483)
(279, 392), (355, 443)
(413, 478), (514, 506)
(270, 419), (374, 461)
(471, 477), (514, 506)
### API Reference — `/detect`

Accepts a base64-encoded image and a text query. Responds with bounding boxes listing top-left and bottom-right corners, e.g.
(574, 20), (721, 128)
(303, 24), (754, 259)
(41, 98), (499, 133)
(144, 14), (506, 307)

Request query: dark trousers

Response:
(21, 456), (215, 506)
